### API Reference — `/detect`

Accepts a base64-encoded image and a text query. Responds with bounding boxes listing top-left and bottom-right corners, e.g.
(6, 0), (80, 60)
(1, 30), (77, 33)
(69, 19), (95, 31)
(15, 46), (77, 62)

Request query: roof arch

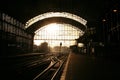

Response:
(25, 17), (87, 33)
(25, 12), (87, 29)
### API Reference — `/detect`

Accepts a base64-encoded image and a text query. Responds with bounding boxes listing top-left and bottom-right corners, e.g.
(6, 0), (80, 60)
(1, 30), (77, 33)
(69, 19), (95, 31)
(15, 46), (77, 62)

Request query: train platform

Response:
(60, 53), (120, 80)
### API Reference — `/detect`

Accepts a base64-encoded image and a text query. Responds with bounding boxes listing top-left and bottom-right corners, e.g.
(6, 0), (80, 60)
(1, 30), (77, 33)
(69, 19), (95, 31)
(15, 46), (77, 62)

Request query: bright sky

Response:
(34, 23), (84, 47)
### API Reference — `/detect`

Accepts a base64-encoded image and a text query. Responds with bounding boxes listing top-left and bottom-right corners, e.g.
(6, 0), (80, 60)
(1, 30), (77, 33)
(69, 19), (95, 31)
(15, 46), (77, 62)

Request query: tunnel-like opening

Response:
(33, 23), (84, 53)
(25, 12), (87, 53)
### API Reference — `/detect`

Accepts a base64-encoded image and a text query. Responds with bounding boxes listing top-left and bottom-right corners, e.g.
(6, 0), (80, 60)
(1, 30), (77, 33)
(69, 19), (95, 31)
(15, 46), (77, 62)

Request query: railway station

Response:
(0, 0), (120, 80)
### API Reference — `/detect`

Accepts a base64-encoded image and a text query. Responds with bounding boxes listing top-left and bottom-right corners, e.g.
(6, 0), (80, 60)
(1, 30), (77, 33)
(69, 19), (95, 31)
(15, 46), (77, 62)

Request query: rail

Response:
(51, 56), (67, 80)
(33, 55), (68, 80)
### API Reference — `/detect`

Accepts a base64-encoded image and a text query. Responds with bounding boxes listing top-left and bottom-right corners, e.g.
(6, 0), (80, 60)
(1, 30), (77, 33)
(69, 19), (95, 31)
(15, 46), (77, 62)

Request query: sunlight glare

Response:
(45, 23), (59, 33)
(34, 23), (84, 47)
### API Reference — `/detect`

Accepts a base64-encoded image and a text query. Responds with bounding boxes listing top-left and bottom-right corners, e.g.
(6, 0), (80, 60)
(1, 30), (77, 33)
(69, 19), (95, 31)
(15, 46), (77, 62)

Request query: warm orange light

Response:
(113, 9), (117, 13)
(102, 19), (106, 22)
(78, 43), (84, 47)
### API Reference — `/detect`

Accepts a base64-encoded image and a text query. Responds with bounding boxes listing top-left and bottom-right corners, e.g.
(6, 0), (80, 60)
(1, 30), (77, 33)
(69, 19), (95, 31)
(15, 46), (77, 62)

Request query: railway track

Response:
(33, 55), (68, 80)
(1, 53), (68, 80)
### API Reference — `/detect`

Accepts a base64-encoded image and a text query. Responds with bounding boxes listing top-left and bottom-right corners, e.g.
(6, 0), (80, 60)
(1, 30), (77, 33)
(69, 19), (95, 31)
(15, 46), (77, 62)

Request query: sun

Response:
(45, 23), (59, 33)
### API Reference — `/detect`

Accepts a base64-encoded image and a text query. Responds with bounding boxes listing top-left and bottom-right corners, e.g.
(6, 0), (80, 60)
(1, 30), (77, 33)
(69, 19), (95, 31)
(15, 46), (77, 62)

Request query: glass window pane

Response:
(34, 23), (84, 47)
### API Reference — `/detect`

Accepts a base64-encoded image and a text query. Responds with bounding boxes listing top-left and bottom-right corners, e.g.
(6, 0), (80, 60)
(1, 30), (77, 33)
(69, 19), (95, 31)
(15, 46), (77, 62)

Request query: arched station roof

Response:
(25, 17), (87, 33)
(25, 12), (87, 33)
(0, 0), (118, 33)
